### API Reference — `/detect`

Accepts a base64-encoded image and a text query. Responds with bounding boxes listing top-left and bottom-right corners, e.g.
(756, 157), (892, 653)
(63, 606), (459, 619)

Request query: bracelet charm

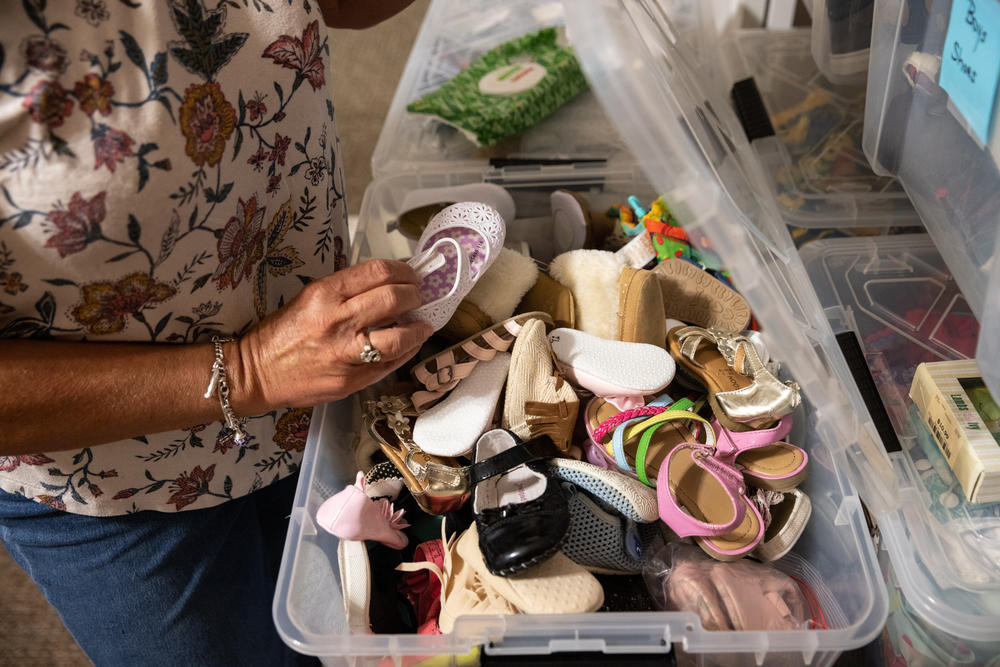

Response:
(205, 336), (249, 446)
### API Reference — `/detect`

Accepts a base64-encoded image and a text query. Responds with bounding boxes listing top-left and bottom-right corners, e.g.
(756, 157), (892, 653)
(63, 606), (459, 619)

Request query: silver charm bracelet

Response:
(204, 336), (249, 446)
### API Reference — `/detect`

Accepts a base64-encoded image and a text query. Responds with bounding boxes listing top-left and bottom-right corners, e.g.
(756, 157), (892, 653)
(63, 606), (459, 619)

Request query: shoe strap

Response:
(411, 320), (522, 411)
(607, 397), (698, 479)
(631, 407), (710, 487)
(711, 415), (793, 466)
(469, 434), (562, 485)
(676, 326), (753, 373)
(656, 443), (747, 538)
(593, 403), (669, 444)
(606, 394), (677, 473)
(397, 522), (455, 612)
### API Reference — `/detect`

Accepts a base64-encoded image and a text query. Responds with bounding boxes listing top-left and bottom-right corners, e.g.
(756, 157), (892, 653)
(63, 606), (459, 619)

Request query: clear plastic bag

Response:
(642, 543), (813, 632)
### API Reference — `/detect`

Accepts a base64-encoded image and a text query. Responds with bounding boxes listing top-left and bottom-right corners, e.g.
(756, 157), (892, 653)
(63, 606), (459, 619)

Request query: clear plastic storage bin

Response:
(801, 234), (1000, 657)
(863, 0), (1000, 401)
(878, 542), (1000, 667)
(809, 0), (876, 85)
(274, 1), (897, 664)
(724, 28), (917, 228)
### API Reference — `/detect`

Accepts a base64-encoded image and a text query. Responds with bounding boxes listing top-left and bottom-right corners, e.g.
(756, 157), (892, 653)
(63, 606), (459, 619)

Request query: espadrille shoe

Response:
(502, 318), (579, 453)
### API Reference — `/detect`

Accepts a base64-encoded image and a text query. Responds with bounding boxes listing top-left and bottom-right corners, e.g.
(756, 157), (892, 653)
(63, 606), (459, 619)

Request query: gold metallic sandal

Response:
(667, 326), (800, 432)
(365, 396), (471, 515)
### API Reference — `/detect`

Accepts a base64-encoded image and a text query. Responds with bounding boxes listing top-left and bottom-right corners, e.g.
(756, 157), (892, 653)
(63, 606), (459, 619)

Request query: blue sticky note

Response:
(938, 0), (1000, 144)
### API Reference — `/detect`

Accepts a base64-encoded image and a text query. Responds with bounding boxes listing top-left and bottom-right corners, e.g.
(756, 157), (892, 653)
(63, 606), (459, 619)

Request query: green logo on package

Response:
(479, 61), (547, 96)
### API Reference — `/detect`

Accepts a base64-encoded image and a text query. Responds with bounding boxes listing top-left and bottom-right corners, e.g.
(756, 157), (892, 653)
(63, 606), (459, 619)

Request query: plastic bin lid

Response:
(862, 0), (1000, 401)
(564, 0), (903, 513)
(800, 235), (1000, 642)
(724, 29), (918, 229)
(369, 0), (712, 177)
(369, 0), (630, 176)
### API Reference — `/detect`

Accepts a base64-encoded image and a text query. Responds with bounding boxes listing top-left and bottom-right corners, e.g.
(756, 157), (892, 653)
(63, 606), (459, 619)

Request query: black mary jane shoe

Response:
(471, 429), (569, 576)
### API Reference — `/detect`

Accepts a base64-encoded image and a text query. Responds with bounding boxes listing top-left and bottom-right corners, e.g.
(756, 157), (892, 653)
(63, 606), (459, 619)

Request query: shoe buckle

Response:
(437, 365), (454, 384)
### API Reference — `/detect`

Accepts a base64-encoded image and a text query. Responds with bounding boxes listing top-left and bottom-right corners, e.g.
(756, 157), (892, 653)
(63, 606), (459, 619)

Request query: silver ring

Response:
(360, 332), (382, 363)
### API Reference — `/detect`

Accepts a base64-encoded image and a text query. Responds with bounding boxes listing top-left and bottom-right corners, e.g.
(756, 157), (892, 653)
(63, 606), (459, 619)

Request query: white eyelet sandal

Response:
(403, 202), (506, 331)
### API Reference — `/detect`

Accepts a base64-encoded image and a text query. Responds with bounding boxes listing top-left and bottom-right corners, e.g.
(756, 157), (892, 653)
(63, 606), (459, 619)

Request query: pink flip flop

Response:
(403, 202), (506, 331)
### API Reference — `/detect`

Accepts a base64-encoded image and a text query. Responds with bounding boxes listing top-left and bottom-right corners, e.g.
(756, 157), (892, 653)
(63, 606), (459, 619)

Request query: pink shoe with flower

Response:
(316, 472), (410, 550)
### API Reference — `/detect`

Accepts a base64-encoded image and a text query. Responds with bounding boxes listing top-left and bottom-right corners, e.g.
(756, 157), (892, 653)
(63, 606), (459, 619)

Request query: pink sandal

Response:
(711, 416), (808, 492)
(627, 411), (763, 560)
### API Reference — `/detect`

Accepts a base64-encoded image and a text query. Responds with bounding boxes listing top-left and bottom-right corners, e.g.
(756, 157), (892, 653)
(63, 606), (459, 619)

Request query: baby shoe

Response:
(397, 524), (518, 634)
(364, 461), (405, 502)
(548, 457), (659, 523)
(316, 472), (410, 550)
(651, 258), (751, 332)
(455, 522), (604, 616)
(337, 539), (371, 633)
(668, 325), (800, 432)
(549, 189), (616, 255)
(549, 327), (675, 410)
(403, 202), (506, 331)
(472, 430), (568, 576)
(516, 272), (576, 329)
(549, 249), (625, 341)
(750, 487), (812, 562)
(410, 311), (546, 412)
(549, 249), (666, 348)
(502, 317), (579, 453)
(560, 482), (656, 574)
(397, 538), (446, 635)
(412, 353), (511, 457)
(396, 183), (515, 239)
(439, 247), (539, 342)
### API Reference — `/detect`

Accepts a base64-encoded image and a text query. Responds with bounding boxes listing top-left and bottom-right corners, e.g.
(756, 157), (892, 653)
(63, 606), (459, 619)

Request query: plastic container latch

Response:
(730, 78), (775, 142)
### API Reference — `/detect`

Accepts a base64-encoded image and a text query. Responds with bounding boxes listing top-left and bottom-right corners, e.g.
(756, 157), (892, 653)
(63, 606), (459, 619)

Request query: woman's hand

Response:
(231, 258), (432, 414)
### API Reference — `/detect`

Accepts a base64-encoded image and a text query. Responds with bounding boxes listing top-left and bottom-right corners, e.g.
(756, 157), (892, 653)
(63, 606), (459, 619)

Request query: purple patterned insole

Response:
(419, 228), (487, 302)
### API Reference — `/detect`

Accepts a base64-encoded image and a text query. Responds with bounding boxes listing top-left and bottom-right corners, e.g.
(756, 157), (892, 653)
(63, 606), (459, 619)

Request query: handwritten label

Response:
(938, 0), (1000, 143)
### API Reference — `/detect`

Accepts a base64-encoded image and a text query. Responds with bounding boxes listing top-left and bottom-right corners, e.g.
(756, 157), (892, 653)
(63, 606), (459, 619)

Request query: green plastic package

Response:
(406, 28), (589, 147)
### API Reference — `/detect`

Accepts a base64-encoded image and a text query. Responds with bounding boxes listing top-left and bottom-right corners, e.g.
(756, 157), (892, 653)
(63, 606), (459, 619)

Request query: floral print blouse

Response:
(0, 1), (348, 515)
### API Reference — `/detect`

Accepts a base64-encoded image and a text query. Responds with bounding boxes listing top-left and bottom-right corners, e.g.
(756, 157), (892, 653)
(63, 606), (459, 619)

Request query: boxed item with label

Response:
(909, 360), (1000, 503)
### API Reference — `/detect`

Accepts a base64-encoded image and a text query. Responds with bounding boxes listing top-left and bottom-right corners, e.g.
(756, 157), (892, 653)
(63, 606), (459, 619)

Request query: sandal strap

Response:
(606, 394), (676, 473)
(469, 434), (562, 485)
(631, 408), (710, 486)
(411, 319), (525, 411)
(711, 415), (793, 466)
(593, 404), (668, 444)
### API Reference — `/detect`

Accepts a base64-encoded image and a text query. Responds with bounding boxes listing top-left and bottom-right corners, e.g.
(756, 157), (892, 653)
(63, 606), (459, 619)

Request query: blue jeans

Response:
(0, 474), (314, 667)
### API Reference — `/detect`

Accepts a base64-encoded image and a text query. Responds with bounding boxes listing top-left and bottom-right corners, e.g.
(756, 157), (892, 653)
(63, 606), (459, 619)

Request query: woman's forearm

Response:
(0, 261), (432, 457)
(0, 340), (253, 455)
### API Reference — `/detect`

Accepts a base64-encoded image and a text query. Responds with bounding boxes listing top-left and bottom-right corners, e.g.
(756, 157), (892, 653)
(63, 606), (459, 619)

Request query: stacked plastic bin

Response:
(723, 27), (918, 229)
(273, 0), (998, 664)
(857, 0), (1000, 663)
(274, 2), (892, 665)
(810, 0), (877, 85)
(865, 0), (1000, 400)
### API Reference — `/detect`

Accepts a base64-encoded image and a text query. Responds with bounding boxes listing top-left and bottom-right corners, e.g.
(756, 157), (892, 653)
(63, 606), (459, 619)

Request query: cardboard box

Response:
(910, 360), (1000, 503)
